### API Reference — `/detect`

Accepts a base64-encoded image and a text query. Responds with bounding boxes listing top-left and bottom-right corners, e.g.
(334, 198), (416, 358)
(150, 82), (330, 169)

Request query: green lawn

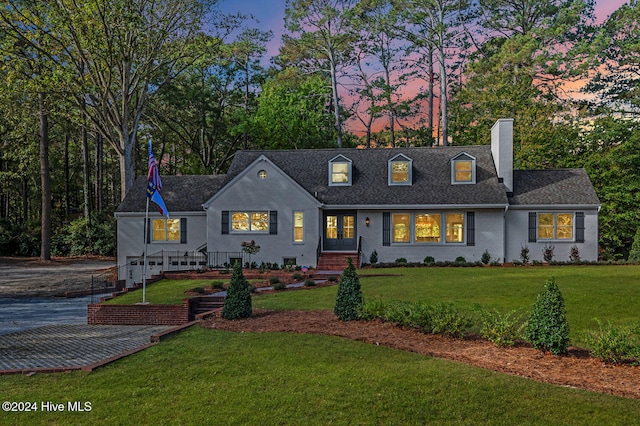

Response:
(17, 264), (632, 424)
(108, 265), (640, 346)
(253, 265), (640, 346)
(2, 326), (640, 425)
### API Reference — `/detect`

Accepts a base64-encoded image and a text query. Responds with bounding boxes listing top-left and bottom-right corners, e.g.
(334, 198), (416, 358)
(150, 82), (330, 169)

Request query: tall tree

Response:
(283, 0), (358, 148)
(394, 0), (473, 145)
(253, 68), (336, 149)
(449, 0), (594, 155)
(583, 0), (640, 115)
(1, 0), (217, 200)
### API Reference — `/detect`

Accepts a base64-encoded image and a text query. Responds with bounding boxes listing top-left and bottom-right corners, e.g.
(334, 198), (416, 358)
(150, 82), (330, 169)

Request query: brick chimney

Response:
(491, 119), (514, 194)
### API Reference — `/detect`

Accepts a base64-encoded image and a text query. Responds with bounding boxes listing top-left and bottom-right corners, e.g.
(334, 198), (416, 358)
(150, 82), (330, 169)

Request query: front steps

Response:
(316, 252), (359, 271)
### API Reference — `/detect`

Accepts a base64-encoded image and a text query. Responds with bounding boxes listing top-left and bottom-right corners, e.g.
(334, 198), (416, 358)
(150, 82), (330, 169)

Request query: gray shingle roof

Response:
(115, 148), (600, 213)
(115, 175), (226, 213)
(510, 169), (600, 206)
(228, 147), (509, 206)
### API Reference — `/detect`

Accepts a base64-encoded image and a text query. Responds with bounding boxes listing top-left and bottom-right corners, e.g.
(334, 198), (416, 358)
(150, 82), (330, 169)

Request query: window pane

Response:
(152, 219), (166, 241)
(393, 214), (411, 243)
(251, 212), (269, 231)
(326, 216), (338, 239)
(294, 212), (304, 242)
(415, 214), (441, 242)
(331, 163), (349, 183)
(343, 215), (354, 239)
(556, 213), (573, 239)
(391, 161), (409, 183)
(445, 213), (464, 243)
(455, 161), (473, 182)
(167, 219), (180, 241)
(538, 213), (555, 239)
(232, 212), (249, 231)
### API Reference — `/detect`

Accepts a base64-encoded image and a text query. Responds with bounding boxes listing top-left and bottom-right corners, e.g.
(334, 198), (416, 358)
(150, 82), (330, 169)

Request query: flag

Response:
(147, 141), (169, 218)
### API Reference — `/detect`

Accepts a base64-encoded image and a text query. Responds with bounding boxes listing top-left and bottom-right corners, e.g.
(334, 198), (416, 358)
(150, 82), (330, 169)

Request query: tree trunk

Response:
(95, 132), (103, 212)
(438, 42), (448, 146)
(329, 52), (343, 148)
(428, 44), (434, 136)
(82, 125), (91, 220)
(64, 132), (70, 220)
(39, 92), (51, 261)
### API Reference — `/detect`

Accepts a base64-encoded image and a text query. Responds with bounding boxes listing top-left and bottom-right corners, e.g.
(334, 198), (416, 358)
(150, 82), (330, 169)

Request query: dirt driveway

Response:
(0, 257), (117, 298)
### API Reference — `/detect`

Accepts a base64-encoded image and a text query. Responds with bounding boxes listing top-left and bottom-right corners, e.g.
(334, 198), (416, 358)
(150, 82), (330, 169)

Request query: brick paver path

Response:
(0, 324), (172, 373)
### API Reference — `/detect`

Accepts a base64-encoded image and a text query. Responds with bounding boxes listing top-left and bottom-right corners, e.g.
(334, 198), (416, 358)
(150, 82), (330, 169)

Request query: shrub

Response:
(292, 272), (304, 281)
(481, 250), (491, 265)
(423, 256), (435, 265)
(334, 258), (364, 321)
(369, 250), (378, 264)
(327, 276), (338, 283)
(428, 303), (473, 338)
(273, 282), (286, 291)
(269, 276), (280, 285)
(543, 244), (555, 263)
(303, 278), (316, 287)
(520, 245), (530, 264)
(395, 257), (408, 264)
(248, 285), (257, 293)
(583, 320), (640, 364)
(212, 281), (225, 289)
(359, 299), (387, 320)
(629, 228), (640, 262)
(192, 287), (205, 294)
(454, 256), (466, 264)
(569, 245), (580, 262)
(221, 261), (252, 319)
(524, 277), (570, 355)
(480, 309), (526, 347)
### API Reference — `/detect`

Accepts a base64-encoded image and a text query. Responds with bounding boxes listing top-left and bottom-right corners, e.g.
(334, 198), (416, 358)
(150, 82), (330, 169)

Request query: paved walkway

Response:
(0, 324), (181, 374)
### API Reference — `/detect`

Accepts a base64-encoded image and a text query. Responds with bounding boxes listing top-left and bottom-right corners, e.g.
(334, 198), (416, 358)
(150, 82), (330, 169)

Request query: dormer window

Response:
(451, 153), (476, 184)
(329, 155), (352, 186)
(389, 154), (412, 185)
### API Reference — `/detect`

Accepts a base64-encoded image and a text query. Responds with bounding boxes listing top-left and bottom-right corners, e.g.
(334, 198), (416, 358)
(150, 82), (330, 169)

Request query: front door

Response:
(323, 211), (357, 251)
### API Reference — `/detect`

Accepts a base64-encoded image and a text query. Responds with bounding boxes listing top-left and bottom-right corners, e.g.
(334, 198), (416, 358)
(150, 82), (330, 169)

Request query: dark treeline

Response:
(0, 0), (638, 260)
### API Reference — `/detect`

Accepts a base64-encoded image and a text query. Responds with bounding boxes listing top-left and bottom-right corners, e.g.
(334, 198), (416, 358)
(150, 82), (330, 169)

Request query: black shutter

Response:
(180, 218), (187, 243)
(575, 212), (585, 243)
(466, 212), (475, 246)
(269, 211), (278, 235)
(528, 212), (537, 243)
(383, 212), (391, 246)
(221, 211), (229, 235)
(146, 218), (151, 244)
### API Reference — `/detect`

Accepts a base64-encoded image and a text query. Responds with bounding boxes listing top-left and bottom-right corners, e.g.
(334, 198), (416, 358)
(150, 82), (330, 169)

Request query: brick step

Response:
(190, 296), (225, 314)
(317, 253), (359, 270)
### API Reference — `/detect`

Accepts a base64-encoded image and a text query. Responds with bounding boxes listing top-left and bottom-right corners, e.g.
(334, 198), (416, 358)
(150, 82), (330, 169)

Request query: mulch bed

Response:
(203, 309), (640, 400)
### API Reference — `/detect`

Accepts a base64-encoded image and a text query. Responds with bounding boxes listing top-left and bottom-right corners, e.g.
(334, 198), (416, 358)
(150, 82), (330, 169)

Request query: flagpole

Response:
(142, 197), (150, 304)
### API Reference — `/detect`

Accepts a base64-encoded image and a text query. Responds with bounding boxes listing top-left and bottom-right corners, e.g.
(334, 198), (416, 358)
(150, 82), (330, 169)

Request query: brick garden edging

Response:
(87, 300), (191, 326)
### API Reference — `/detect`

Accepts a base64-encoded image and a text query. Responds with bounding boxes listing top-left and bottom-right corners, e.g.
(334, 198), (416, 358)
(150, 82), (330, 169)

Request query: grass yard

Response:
(253, 265), (640, 347)
(2, 326), (640, 425)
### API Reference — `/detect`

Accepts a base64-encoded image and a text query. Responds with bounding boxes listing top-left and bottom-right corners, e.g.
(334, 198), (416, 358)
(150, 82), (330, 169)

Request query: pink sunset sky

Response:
(219, 0), (628, 59)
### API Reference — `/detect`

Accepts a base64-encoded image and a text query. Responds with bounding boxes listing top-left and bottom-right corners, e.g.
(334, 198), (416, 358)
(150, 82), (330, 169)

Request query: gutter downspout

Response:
(503, 205), (509, 263)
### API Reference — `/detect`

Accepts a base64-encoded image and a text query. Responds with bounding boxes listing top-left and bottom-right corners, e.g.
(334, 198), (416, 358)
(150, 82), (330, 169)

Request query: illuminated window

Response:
(415, 214), (441, 243)
(445, 213), (465, 243)
(389, 154), (412, 185)
(293, 211), (304, 242)
(451, 153), (476, 184)
(152, 219), (180, 241)
(538, 213), (573, 240)
(258, 170), (267, 179)
(392, 214), (411, 243)
(329, 155), (352, 186)
(231, 211), (269, 232)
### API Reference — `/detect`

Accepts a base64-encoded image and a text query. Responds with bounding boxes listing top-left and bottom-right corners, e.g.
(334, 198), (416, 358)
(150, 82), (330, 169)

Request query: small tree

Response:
(524, 277), (570, 355)
(334, 258), (364, 321)
(628, 228), (640, 262)
(222, 261), (252, 319)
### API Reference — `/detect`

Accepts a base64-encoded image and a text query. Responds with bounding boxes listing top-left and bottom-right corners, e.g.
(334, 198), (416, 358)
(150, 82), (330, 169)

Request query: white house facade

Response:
(115, 119), (601, 285)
